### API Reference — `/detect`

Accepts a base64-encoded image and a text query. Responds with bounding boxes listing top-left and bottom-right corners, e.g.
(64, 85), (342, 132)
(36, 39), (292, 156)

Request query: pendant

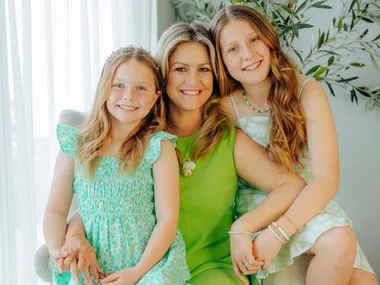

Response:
(182, 159), (196, 177)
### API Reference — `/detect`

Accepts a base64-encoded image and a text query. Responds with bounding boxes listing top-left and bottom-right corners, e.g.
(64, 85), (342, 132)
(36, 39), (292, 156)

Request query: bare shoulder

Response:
(220, 90), (239, 121)
(297, 76), (332, 119)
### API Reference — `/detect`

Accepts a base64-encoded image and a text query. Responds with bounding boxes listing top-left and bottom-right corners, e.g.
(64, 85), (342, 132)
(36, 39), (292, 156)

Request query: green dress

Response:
(53, 124), (191, 285)
(177, 127), (254, 284)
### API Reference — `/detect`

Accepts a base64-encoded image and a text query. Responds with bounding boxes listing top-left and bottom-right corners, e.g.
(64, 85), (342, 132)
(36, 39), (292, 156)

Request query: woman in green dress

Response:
(46, 23), (306, 285)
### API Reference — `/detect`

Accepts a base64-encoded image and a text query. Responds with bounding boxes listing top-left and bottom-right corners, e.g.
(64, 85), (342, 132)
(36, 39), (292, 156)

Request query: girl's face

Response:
(220, 19), (271, 86)
(165, 42), (214, 113)
(106, 59), (160, 127)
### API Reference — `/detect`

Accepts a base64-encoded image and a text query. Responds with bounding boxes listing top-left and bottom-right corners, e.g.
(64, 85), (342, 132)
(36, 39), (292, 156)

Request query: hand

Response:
(229, 233), (264, 284)
(252, 228), (283, 270)
(61, 234), (103, 284)
(100, 267), (142, 285)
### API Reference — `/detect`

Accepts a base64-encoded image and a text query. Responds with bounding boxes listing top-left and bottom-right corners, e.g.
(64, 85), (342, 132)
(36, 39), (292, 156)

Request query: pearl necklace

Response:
(181, 158), (196, 177)
(242, 88), (270, 113)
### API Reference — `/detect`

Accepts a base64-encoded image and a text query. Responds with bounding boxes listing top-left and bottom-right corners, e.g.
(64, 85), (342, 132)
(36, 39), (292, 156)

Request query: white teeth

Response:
(182, 90), (200, 95)
(243, 61), (261, 71)
(119, 105), (137, 111)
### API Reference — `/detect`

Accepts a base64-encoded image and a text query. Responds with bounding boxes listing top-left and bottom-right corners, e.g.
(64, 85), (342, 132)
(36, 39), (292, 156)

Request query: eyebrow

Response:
(170, 62), (212, 67)
(222, 32), (259, 48)
(112, 79), (153, 85)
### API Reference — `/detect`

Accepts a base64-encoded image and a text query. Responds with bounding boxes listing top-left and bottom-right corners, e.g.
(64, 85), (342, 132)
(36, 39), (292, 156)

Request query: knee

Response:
(316, 226), (357, 256)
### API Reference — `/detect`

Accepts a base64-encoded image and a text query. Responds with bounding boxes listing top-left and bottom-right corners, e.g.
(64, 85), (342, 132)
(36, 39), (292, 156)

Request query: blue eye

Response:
(113, 83), (124, 88)
(228, 46), (238, 53)
(137, 86), (147, 91)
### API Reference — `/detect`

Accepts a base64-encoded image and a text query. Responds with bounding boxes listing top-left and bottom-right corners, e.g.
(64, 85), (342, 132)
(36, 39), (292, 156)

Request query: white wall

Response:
(156, 0), (380, 276)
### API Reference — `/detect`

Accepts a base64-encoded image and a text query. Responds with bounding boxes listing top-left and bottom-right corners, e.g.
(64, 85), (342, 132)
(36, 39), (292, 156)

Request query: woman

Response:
(43, 22), (306, 285)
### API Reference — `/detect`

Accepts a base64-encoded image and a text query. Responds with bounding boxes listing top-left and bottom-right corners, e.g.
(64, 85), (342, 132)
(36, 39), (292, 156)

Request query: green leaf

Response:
(356, 0), (361, 11)
(350, 89), (358, 104)
(333, 17), (336, 26)
(328, 56), (335, 65)
(313, 66), (328, 78)
(361, 17), (374, 23)
(292, 48), (304, 63)
(326, 82), (336, 96)
(295, 0), (308, 14)
(294, 23), (314, 29)
(337, 18), (343, 32)
(358, 29), (369, 40)
(311, 3), (332, 9)
(306, 65), (321, 75)
(370, 54), (379, 70)
(343, 23), (348, 31)
(337, 76), (359, 82)
(350, 62), (365, 67)
(372, 34), (380, 41)
(318, 32), (325, 48)
(355, 87), (370, 97)
(292, 25), (299, 38)
(281, 4), (294, 16)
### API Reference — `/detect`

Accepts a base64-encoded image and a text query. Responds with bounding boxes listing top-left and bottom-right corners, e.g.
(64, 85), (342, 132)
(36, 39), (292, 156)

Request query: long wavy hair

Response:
(155, 22), (233, 162)
(76, 46), (165, 179)
(210, 5), (307, 170)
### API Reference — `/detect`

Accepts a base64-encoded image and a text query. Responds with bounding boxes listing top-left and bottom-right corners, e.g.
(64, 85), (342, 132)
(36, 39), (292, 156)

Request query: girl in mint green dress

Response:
(43, 46), (190, 285)
(210, 5), (376, 285)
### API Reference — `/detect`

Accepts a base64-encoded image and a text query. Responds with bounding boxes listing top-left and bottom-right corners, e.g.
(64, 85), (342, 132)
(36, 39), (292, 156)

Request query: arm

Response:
(43, 151), (74, 254)
(232, 129), (306, 233)
(275, 81), (339, 237)
(101, 140), (180, 284)
(135, 139), (180, 275)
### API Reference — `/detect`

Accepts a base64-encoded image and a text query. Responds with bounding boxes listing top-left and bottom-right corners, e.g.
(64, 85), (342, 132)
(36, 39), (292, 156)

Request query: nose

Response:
(242, 44), (254, 60)
(123, 88), (135, 101)
(186, 69), (199, 86)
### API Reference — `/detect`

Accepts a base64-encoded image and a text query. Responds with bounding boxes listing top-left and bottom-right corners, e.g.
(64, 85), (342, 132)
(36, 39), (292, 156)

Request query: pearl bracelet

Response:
(268, 224), (287, 244)
(228, 230), (254, 235)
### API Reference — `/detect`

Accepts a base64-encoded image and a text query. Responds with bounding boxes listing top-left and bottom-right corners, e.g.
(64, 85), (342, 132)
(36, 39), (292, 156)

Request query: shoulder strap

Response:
(298, 78), (314, 99)
(229, 95), (240, 118)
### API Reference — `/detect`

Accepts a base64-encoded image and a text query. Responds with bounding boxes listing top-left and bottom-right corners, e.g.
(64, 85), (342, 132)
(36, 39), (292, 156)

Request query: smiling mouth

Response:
(118, 105), (138, 111)
(242, 60), (262, 71)
(181, 90), (201, 96)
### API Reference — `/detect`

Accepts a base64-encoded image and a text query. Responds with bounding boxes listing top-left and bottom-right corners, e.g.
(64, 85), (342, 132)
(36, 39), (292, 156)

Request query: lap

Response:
(190, 268), (248, 285)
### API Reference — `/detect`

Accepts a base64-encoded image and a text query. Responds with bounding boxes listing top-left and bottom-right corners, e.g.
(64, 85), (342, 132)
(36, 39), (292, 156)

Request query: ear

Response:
(151, 91), (161, 108)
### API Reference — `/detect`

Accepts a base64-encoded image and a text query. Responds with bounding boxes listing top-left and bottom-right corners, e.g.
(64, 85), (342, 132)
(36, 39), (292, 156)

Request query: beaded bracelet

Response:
(268, 224), (287, 244)
(272, 222), (290, 242)
(228, 230), (254, 235)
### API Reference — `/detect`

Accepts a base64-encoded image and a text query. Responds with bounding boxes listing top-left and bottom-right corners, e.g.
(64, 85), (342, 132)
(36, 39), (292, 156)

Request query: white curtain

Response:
(0, 0), (157, 284)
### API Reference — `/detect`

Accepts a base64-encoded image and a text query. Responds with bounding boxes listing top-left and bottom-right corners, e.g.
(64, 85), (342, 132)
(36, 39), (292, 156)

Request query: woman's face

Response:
(165, 42), (214, 113)
(219, 19), (271, 86)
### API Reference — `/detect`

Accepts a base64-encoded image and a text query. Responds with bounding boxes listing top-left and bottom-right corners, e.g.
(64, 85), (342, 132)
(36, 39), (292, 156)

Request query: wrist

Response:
(231, 219), (253, 232)
(65, 232), (85, 242)
(134, 263), (148, 279)
(276, 216), (297, 237)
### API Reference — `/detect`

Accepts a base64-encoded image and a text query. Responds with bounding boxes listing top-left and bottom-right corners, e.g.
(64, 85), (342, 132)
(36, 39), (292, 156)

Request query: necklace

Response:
(181, 158), (196, 177)
(242, 88), (270, 113)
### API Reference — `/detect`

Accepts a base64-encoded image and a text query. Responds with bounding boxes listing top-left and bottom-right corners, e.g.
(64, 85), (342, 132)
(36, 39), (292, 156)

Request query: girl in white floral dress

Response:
(43, 46), (190, 285)
(210, 5), (377, 285)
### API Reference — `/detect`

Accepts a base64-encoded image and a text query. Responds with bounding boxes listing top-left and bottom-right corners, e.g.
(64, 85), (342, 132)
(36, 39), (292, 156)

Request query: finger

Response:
(78, 253), (92, 285)
(100, 272), (119, 283)
(245, 264), (261, 274)
(233, 262), (248, 284)
(70, 257), (80, 283)
(262, 260), (270, 270)
(58, 258), (64, 273)
(90, 263), (99, 284)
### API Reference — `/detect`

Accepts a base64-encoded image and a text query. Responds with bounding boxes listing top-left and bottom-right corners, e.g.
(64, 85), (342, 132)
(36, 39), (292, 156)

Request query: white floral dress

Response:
(230, 80), (374, 281)
(53, 124), (191, 285)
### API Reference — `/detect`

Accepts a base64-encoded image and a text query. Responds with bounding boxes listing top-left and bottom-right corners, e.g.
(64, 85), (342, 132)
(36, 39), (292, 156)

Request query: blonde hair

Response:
(76, 46), (165, 179)
(156, 22), (232, 161)
(210, 5), (307, 170)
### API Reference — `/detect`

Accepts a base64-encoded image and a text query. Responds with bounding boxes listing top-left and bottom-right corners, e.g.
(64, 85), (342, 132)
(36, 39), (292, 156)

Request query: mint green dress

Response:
(177, 128), (256, 285)
(229, 79), (374, 282)
(53, 124), (191, 285)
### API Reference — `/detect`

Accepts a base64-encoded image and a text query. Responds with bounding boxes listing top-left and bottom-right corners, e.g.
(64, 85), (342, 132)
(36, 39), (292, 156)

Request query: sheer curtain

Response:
(0, 0), (157, 284)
